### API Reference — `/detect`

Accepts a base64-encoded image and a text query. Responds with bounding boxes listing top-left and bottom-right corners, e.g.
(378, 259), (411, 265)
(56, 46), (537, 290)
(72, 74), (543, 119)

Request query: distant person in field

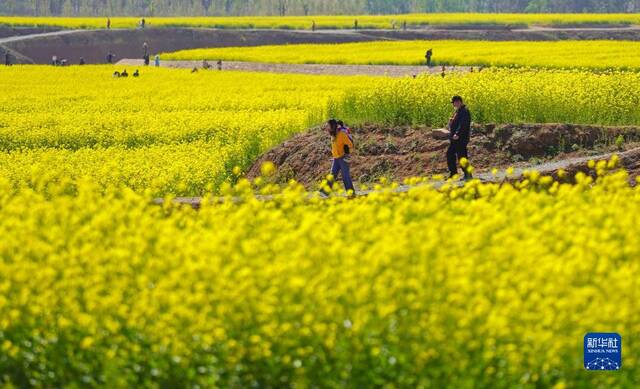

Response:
(425, 49), (433, 66)
(121, 69), (129, 77)
(217, 60), (222, 70)
(4, 51), (10, 66)
(107, 18), (111, 30)
(402, 21), (407, 30)
(79, 57), (85, 65)
(354, 19), (358, 30)
(447, 96), (472, 180)
(106, 51), (115, 64)
(155, 54), (160, 67)
(143, 42), (150, 65)
(322, 119), (355, 196)
(52, 55), (58, 66)
(141, 18), (146, 28)
(203, 60), (211, 70)
(312, 21), (316, 31)
(133, 69), (140, 77)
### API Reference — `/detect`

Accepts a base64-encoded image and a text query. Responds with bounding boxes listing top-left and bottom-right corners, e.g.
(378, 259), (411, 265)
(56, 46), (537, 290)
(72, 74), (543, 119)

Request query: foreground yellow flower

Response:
(0, 167), (637, 387)
(260, 161), (276, 177)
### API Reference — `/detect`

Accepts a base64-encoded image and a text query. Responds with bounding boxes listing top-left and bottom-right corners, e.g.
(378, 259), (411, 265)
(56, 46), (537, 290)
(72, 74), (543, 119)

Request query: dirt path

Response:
(117, 58), (470, 77)
(0, 29), (89, 44)
(156, 146), (640, 209)
(523, 25), (640, 32)
(0, 29), (92, 63)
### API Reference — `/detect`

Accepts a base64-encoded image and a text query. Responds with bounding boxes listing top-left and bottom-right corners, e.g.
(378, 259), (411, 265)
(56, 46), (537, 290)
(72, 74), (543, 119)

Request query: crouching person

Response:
(322, 119), (355, 197)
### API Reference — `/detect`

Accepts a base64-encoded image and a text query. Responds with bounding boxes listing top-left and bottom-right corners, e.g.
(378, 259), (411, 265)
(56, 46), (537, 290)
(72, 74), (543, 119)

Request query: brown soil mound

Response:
(248, 123), (640, 188)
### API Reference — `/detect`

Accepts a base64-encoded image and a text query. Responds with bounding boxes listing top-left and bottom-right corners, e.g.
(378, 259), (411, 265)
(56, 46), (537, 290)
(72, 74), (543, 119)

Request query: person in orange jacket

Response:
(323, 119), (355, 195)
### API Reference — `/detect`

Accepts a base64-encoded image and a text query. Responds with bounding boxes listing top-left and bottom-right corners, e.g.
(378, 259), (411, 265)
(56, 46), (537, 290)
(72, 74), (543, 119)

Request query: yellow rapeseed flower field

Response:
(331, 68), (640, 126)
(166, 40), (640, 71)
(1, 66), (640, 196)
(0, 166), (638, 387)
(0, 65), (639, 386)
(2, 13), (640, 30)
(0, 66), (369, 196)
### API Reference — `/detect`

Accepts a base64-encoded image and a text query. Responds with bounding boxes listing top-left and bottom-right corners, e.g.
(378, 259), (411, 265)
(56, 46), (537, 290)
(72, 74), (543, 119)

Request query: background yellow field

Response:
(2, 13), (640, 30)
(165, 40), (640, 70)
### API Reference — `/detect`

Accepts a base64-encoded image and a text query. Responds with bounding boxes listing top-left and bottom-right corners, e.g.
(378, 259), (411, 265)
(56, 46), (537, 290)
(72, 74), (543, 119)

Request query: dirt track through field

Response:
(155, 146), (640, 208)
(0, 29), (88, 44)
(117, 58), (471, 77)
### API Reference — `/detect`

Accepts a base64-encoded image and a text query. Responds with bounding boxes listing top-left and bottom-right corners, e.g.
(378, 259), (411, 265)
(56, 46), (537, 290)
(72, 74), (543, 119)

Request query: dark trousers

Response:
(447, 140), (470, 178)
(329, 157), (355, 193)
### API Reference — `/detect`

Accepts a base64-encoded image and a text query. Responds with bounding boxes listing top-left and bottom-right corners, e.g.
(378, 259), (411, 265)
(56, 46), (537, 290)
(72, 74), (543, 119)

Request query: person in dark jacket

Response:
(4, 51), (11, 66)
(447, 95), (472, 180)
(425, 49), (433, 66)
(143, 42), (150, 65)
